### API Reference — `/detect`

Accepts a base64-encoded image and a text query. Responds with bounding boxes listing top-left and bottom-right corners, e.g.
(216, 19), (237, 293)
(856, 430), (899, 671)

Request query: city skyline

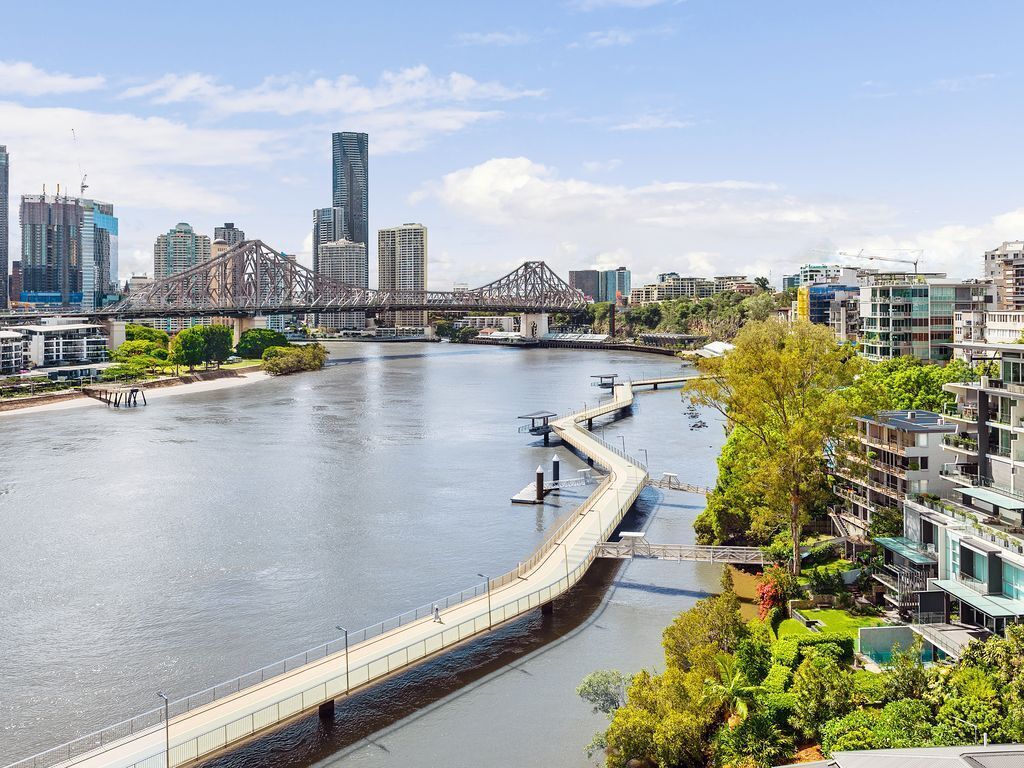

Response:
(2, 2), (1024, 291)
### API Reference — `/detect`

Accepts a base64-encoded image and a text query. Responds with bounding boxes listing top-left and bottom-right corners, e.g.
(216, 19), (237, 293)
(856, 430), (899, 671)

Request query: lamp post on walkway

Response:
(638, 448), (649, 468)
(335, 625), (349, 693)
(477, 573), (492, 629)
(618, 435), (626, 453)
(157, 691), (170, 768)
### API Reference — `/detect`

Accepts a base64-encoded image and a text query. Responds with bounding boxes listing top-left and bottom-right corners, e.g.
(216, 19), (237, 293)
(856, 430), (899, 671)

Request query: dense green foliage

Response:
(851, 356), (976, 411)
(124, 324), (169, 346)
(261, 343), (328, 375)
(695, 428), (777, 545)
(235, 328), (289, 359)
(167, 325), (233, 370)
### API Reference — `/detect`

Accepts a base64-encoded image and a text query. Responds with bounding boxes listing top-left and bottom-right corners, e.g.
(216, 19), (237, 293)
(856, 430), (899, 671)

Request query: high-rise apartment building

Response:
(312, 207), (345, 274)
(858, 273), (994, 363)
(983, 241), (1024, 310)
(569, 269), (601, 301)
(153, 223), (211, 280)
(0, 146), (8, 309)
(80, 200), (118, 311)
(378, 223), (427, 329)
(332, 132), (369, 251)
(8, 260), (21, 304)
(20, 194), (85, 307)
(213, 222), (245, 248)
(318, 239), (368, 330)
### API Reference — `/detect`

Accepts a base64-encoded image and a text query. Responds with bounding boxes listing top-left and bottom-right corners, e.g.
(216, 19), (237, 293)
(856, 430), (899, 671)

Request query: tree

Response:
(873, 698), (934, 748)
(695, 428), (776, 544)
(236, 328), (289, 359)
(789, 654), (854, 739)
(712, 711), (794, 768)
(754, 276), (771, 291)
(201, 325), (234, 367)
(820, 709), (878, 755)
(125, 324), (169, 347)
(704, 656), (762, 728)
(663, 592), (748, 671)
(740, 291), (776, 322)
(686, 320), (869, 574)
(455, 327), (479, 343)
(169, 327), (206, 371)
(881, 637), (928, 702)
(604, 705), (659, 768)
(868, 505), (903, 539)
(852, 356), (977, 412)
(261, 343), (328, 375)
(577, 670), (630, 715)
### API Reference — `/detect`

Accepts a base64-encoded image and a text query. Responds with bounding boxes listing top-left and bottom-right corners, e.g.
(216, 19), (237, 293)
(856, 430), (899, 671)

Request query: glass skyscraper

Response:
(20, 195), (85, 307)
(331, 132), (369, 250)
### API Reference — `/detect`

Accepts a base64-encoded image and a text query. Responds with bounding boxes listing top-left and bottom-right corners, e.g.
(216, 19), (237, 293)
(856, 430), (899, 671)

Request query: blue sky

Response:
(2, 0), (1022, 288)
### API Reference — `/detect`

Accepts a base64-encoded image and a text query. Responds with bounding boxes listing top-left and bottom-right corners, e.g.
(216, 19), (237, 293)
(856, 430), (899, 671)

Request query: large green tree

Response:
(686, 319), (871, 573)
(853, 356), (977, 412)
(169, 327), (206, 371)
(125, 324), (169, 347)
(202, 325), (234, 366)
(235, 328), (289, 359)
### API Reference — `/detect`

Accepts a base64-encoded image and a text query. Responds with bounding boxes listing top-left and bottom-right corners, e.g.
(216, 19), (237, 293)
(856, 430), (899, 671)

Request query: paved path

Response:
(11, 375), (695, 768)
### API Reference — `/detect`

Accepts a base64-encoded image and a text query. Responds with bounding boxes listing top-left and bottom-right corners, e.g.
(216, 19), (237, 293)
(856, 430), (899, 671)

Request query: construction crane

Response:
(71, 129), (88, 196)
(811, 248), (923, 274)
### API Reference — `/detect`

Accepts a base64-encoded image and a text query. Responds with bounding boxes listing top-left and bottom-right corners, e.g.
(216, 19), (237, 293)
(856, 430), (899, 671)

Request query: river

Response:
(0, 343), (726, 767)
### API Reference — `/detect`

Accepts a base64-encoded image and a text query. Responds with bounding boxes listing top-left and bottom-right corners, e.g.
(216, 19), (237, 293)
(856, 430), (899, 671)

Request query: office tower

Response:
(312, 206), (346, 274)
(0, 146), (8, 309)
(8, 260), (21, 304)
(80, 200), (118, 311)
(331, 132), (369, 250)
(599, 267), (631, 304)
(378, 223), (427, 329)
(20, 194), (85, 306)
(153, 222), (211, 279)
(214, 222), (245, 248)
(318, 239), (368, 329)
(569, 269), (600, 301)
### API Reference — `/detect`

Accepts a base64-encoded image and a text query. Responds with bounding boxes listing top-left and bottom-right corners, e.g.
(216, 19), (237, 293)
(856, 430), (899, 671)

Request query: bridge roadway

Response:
(10, 374), (696, 768)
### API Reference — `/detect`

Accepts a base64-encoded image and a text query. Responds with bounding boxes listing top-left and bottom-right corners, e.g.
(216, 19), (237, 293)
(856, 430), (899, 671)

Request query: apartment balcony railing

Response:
(957, 572), (990, 595)
(943, 402), (980, 421)
(943, 434), (979, 453)
(989, 445), (1012, 459)
(863, 436), (911, 456)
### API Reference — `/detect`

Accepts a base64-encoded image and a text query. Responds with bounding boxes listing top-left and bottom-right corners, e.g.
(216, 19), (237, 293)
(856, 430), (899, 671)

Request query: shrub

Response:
(756, 566), (802, 619)
(236, 328), (289, 359)
(852, 669), (885, 706)
(762, 664), (793, 693)
(789, 655), (855, 739)
(821, 709), (878, 755)
(262, 343), (328, 375)
(796, 633), (855, 665)
(771, 639), (800, 668)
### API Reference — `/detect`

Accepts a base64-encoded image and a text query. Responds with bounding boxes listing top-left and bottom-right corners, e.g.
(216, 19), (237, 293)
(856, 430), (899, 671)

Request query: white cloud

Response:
(932, 73), (996, 92)
(585, 29), (638, 47)
(413, 156), (892, 287)
(583, 159), (622, 172)
(455, 31), (533, 46)
(120, 65), (543, 116)
(0, 61), (105, 96)
(610, 114), (691, 131)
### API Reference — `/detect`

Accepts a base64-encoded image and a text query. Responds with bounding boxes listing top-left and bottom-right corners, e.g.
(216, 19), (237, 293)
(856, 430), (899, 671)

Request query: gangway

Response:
(648, 472), (710, 495)
(596, 532), (765, 565)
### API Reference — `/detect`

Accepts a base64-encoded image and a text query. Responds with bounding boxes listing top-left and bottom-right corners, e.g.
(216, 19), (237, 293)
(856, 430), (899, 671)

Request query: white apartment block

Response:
(153, 223), (211, 280)
(954, 310), (1024, 356)
(9, 320), (108, 367)
(378, 224), (427, 329)
(0, 330), (27, 375)
(454, 316), (518, 332)
(318, 239), (368, 330)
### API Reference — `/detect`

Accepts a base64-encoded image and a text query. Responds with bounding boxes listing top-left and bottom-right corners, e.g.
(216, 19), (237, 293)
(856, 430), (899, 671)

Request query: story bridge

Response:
(103, 240), (588, 319)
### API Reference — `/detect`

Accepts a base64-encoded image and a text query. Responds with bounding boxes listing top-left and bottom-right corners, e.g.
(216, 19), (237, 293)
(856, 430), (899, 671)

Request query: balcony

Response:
(956, 572), (990, 595)
(943, 434), (979, 454)
(943, 402), (979, 422)
(863, 436), (911, 456)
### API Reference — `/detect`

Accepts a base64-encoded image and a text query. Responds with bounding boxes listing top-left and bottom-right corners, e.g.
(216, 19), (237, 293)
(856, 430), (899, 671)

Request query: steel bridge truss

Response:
(109, 240), (587, 318)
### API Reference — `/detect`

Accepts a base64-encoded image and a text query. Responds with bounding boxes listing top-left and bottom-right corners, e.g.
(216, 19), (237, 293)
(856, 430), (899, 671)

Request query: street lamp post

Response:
(477, 573), (492, 629)
(335, 625), (349, 693)
(639, 448), (649, 467)
(156, 691), (170, 768)
(618, 435), (626, 453)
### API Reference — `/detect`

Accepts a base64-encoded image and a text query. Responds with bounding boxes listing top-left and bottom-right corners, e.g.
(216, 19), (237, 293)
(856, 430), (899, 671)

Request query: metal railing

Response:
(957, 572), (990, 595)
(7, 381), (659, 768)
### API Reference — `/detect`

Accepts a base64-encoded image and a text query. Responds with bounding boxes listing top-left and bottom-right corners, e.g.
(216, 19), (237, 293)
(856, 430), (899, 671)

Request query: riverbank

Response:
(0, 367), (271, 417)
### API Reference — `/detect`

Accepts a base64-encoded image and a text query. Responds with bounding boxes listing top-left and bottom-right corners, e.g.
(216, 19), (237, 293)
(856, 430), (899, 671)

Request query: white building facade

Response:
(378, 223), (427, 330)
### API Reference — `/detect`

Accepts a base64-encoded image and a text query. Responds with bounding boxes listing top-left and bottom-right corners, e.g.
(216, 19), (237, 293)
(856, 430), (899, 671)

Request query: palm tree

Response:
(704, 656), (762, 728)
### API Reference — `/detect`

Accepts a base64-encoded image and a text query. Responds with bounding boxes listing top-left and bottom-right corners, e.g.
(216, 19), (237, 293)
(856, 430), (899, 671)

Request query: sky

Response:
(2, 0), (1024, 290)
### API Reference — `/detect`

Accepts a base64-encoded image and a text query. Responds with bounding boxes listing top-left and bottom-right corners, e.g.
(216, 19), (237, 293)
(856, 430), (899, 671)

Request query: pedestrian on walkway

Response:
(433, 604), (441, 623)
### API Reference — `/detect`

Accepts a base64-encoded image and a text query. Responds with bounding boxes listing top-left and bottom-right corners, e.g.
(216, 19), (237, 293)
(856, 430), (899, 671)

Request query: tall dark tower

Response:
(331, 132), (368, 251)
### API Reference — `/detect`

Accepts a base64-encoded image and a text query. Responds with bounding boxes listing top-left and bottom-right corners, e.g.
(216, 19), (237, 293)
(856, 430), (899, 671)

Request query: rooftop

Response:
(782, 743), (1024, 768)
(856, 409), (954, 432)
(933, 579), (1024, 619)
(7, 323), (103, 333)
(875, 536), (937, 565)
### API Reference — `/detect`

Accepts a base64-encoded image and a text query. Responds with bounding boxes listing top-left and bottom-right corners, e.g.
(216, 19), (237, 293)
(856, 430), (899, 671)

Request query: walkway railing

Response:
(6, 378), (660, 768)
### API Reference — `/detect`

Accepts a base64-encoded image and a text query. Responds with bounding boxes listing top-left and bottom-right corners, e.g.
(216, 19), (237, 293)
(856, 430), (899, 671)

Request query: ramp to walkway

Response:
(7, 376), (696, 768)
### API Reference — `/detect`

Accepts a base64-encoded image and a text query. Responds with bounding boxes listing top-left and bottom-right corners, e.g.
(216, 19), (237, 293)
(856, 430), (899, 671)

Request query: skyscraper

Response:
(331, 132), (368, 251)
(80, 199), (118, 311)
(154, 222), (211, 279)
(0, 146), (8, 309)
(318, 239), (368, 330)
(20, 194), (85, 306)
(214, 222), (245, 248)
(569, 270), (600, 301)
(378, 223), (427, 329)
(312, 206), (345, 274)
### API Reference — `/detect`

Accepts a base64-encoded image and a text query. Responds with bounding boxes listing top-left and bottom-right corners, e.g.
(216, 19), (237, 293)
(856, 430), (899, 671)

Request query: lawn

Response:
(802, 608), (888, 650)
(220, 359), (264, 370)
(776, 618), (813, 638)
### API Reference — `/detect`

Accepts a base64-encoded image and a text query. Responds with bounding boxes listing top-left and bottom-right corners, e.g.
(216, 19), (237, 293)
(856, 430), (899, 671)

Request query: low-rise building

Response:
(953, 310), (1024, 355)
(8, 319), (108, 367)
(832, 410), (955, 540)
(454, 316), (517, 332)
(0, 330), (26, 375)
